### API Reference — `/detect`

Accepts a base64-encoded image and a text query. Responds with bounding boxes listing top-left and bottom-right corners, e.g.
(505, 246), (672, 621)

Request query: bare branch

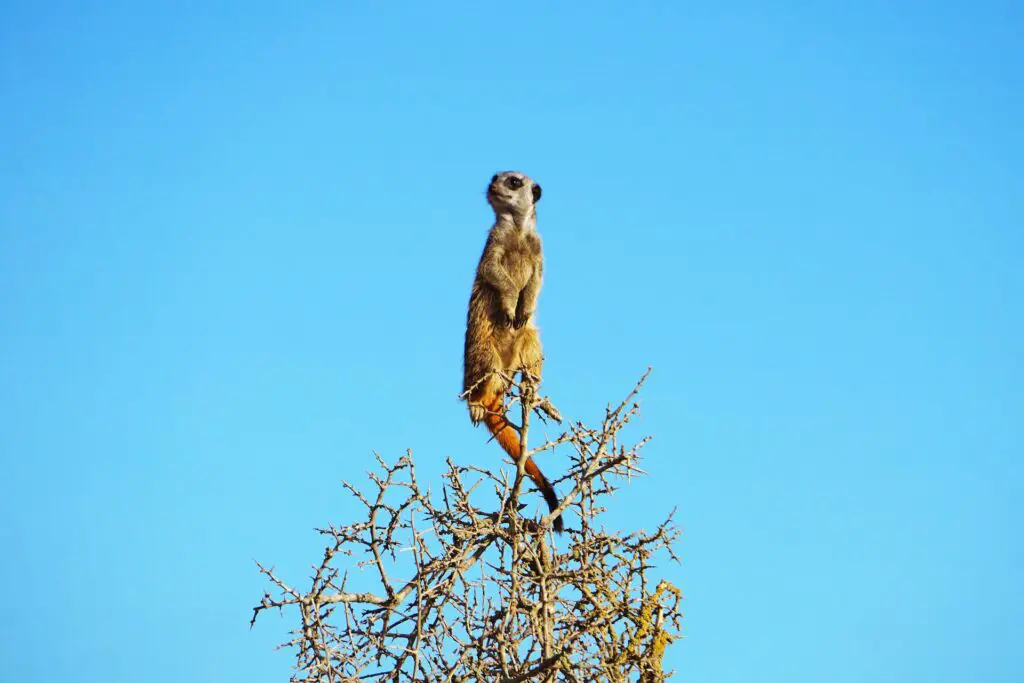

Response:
(253, 371), (683, 682)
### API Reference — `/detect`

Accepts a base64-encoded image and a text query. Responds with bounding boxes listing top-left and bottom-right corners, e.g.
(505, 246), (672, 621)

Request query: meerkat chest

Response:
(500, 232), (542, 287)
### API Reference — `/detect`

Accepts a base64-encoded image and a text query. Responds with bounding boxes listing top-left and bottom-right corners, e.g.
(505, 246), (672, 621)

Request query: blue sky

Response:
(1, 1), (1021, 681)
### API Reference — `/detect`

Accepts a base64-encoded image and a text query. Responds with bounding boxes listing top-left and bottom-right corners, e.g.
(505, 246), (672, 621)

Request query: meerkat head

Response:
(487, 171), (542, 219)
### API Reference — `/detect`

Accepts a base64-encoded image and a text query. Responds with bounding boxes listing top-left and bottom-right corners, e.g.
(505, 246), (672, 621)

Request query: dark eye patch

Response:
(505, 176), (524, 190)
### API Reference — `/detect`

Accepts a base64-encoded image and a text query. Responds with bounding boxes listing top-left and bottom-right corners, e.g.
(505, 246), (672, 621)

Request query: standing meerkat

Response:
(463, 170), (563, 533)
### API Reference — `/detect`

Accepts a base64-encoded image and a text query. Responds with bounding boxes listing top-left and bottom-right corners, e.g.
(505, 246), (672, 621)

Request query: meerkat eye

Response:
(505, 176), (524, 190)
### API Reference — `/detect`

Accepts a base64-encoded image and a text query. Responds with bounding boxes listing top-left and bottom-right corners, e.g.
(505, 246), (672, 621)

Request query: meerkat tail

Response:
(480, 392), (564, 533)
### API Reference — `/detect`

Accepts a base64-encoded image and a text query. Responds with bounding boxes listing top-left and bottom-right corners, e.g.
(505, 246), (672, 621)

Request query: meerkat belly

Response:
(494, 333), (521, 369)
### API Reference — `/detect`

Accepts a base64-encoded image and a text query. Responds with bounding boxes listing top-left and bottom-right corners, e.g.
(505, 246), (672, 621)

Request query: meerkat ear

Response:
(532, 184), (542, 203)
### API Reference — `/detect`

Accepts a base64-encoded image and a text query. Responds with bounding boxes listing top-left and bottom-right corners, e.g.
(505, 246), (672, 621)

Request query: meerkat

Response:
(463, 170), (563, 533)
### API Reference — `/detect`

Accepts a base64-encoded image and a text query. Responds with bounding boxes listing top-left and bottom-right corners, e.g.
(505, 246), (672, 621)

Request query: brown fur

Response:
(463, 171), (563, 533)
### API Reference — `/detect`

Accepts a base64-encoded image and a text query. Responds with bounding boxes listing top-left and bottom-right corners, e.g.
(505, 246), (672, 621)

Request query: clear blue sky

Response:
(2, 2), (1021, 681)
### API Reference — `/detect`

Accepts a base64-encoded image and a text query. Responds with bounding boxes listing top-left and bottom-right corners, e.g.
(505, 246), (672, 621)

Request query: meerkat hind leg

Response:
(515, 328), (543, 378)
(468, 348), (508, 425)
(469, 377), (502, 424)
(512, 328), (544, 409)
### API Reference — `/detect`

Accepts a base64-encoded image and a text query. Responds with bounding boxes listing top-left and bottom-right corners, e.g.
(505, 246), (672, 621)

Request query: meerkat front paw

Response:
(513, 310), (532, 329)
(499, 306), (516, 329)
(469, 403), (486, 424)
